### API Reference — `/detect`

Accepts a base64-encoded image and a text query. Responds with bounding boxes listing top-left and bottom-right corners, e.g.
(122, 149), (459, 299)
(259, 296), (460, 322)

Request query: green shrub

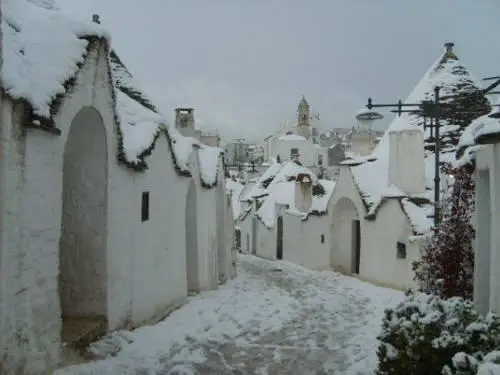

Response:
(376, 290), (500, 375)
(442, 350), (500, 375)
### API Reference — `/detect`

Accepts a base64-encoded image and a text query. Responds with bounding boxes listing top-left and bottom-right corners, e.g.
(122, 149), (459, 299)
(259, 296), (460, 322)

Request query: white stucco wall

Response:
(314, 146), (329, 167)
(362, 200), (420, 290)
(256, 221), (276, 260)
(328, 165), (420, 290)
(192, 153), (218, 292)
(0, 40), (231, 374)
(282, 213), (331, 269)
(224, 195), (237, 279)
(272, 139), (315, 166)
(474, 144), (500, 315)
(128, 135), (189, 326)
(185, 178), (200, 293)
(0, 95), (41, 373)
(216, 166), (228, 284)
(0, 42), (118, 373)
(238, 212), (253, 254)
(328, 166), (366, 274)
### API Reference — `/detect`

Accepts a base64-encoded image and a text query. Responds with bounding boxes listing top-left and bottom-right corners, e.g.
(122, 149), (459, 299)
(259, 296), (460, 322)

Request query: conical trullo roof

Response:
(373, 42), (490, 157)
(347, 42), (490, 234)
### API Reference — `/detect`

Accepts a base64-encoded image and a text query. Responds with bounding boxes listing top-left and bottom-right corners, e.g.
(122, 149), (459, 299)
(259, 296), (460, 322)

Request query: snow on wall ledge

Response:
(2, 0), (224, 189)
(1, 0), (109, 118)
(197, 146), (223, 188)
(114, 91), (163, 164)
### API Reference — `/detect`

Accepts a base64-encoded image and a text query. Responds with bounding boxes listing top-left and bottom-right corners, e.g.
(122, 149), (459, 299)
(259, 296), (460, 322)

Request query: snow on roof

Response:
(470, 97), (500, 145)
(475, 118), (500, 143)
(226, 179), (245, 219)
(252, 161), (330, 228)
(240, 161), (283, 201)
(309, 180), (336, 216)
(168, 130), (197, 173)
(2, 0), (109, 119)
(278, 134), (307, 141)
(460, 98), (500, 146)
(2, 1), (223, 188)
(455, 106), (500, 165)
(349, 44), (485, 235)
(400, 198), (433, 237)
(113, 90), (163, 164)
(197, 146), (223, 187)
(109, 50), (198, 173)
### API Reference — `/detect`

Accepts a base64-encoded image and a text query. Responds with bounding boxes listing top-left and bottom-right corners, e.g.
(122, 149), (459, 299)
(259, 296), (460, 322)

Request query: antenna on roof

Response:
(92, 14), (101, 24)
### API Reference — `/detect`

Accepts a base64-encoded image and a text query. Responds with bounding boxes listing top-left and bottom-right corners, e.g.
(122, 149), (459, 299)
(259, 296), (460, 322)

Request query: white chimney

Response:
(175, 108), (196, 138)
(295, 173), (313, 212)
(388, 128), (426, 194)
(445, 42), (454, 54)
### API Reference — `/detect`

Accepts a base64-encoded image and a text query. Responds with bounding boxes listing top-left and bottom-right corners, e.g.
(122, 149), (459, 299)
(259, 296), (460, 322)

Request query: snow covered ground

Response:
(56, 255), (404, 375)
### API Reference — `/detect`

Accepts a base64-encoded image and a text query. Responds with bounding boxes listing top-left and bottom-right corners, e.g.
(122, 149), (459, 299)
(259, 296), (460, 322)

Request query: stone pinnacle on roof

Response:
(298, 95), (309, 111)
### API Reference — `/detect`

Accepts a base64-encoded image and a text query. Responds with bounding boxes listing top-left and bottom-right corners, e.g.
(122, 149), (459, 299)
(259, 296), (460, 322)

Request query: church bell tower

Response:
(296, 95), (311, 140)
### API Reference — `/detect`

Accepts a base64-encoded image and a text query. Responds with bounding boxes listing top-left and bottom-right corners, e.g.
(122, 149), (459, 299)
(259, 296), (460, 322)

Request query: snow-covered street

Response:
(56, 255), (403, 375)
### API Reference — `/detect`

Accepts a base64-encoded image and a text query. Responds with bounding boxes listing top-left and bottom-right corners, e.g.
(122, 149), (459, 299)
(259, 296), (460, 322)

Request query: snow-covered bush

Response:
(412, 162), (475, 299)
(376, 290), (500, 375)
(443, 351), (500, 375)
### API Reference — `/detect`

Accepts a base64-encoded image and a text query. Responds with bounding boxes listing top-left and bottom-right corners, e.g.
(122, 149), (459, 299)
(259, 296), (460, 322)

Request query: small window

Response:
(290, 148), (299, 159)
(320, 234), (325, 244)
(141, 192), (150, 222)
(397, 242), (406, 259)
(318, 154), (323, 166)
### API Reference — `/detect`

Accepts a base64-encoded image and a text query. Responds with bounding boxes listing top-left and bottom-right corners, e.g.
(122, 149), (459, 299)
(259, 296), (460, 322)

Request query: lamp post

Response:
(355, 108), (385, 152)
(364, 86), (443, 227)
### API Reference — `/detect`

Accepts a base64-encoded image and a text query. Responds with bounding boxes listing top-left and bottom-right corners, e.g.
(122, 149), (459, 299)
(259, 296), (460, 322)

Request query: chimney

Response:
(295, 173), (313, 212)
(175, 108), (195, 137)
(445, 42), (454, 54)
(92, 14), (101, 24)
(388, 128), (426, 194)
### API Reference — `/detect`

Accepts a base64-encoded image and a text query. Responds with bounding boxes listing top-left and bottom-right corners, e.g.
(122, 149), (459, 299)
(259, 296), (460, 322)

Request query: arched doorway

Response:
(59, 106), (108, 346)
(330, 197), (361, 275)
(185, 180), (199, 293)
(216, 179), (227, 283)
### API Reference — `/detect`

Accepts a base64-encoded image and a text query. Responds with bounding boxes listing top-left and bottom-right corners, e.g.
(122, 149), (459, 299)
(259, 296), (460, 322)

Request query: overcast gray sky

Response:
(61, 0), (500, 142)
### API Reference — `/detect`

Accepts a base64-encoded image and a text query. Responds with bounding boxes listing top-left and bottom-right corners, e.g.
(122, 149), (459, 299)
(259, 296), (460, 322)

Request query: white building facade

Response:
(327, 42), (486, 291)
(236, 161), (336, 270)
(460, 106), (500, 316)
(262, 97), (329, 168)
(0, 4), (235, 374)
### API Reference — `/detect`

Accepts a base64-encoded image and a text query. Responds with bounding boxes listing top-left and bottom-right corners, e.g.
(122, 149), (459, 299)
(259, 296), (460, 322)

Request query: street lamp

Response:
(355, 108), (384, 151)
